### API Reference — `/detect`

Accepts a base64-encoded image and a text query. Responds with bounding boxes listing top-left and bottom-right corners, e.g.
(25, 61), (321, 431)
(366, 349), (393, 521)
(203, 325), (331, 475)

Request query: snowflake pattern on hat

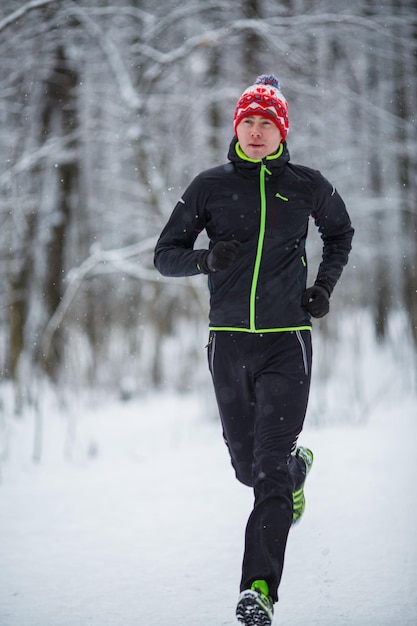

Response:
(233, 74), (289, 140)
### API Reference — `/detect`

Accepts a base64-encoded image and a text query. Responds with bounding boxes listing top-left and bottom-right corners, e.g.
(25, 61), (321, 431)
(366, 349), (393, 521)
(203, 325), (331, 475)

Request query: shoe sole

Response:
(236, 592), (272, 626)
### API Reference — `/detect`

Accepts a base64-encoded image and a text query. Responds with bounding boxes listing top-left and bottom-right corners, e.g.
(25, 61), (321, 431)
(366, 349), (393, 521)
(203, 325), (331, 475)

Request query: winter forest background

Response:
(0, 0), (416, 463)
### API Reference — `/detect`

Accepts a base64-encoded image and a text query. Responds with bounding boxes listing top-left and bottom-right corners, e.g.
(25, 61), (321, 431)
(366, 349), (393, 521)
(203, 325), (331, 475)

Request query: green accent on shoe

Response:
(236, 579), (274, 626)
(292, 447), (314, 525)
(251, 580), (269, 596)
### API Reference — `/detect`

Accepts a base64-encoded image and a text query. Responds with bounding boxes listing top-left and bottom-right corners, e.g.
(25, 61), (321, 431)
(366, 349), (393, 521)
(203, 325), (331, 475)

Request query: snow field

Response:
(0, 392), (416, 625)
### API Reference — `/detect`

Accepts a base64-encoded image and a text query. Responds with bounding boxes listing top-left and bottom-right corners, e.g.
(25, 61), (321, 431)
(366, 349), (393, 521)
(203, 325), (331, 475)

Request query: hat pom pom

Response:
(255, 74), (281, 90)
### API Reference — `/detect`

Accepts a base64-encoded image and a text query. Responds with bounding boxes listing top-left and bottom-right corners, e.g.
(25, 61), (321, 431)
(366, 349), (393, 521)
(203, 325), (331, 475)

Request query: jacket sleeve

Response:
(311, 174), (354, 295)
(154, 175), (209, 277)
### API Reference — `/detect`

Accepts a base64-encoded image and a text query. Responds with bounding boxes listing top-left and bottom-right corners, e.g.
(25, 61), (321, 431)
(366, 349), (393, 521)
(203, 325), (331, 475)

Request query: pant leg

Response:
(207, 331), (257, 487)
(240, 331), (312, 601)
(208, 330), (312, 603)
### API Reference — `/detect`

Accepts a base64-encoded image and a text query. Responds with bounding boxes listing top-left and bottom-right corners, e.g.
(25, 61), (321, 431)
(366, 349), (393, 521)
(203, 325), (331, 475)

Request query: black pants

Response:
(207, 330), (312, 602)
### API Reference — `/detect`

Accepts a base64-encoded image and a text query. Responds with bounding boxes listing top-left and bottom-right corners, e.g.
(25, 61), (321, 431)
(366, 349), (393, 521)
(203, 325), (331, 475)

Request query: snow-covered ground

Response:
(1, 391), (416, 626)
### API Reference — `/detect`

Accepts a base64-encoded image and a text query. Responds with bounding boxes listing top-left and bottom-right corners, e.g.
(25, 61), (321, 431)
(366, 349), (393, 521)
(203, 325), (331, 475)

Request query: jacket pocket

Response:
(206, 331), (216, 376)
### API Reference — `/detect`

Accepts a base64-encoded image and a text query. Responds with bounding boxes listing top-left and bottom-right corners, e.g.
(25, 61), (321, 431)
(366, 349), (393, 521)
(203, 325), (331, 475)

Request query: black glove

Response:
(301, 284), (330, 318)
(199, 240), (240, 273)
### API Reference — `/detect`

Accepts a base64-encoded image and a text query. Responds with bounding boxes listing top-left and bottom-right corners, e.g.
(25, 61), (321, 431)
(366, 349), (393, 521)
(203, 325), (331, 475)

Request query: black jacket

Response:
(154, 139), (354, 332)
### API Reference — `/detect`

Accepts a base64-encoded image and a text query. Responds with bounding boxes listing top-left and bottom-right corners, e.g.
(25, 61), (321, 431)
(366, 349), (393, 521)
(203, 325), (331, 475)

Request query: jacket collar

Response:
(227, 136), (290, 177)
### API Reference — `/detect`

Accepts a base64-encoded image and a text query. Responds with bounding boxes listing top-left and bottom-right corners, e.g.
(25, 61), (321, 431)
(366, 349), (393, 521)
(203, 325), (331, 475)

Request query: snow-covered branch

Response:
(0, 133), (79, 190)
(40, 238), (171, 359)
(0, 0), (57, 34)
(67, 1), (142, 113)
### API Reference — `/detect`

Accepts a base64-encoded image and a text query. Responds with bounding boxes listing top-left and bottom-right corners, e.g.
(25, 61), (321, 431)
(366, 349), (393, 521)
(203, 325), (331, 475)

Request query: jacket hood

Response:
(227, 136), (290, 176)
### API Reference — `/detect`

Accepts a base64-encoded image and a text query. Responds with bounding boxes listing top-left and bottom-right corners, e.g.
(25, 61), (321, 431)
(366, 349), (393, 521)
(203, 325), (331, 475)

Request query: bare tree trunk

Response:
(40, 45), (79, 378)
(6, 214), (36, 385)
(395, 1), (417, 347)
(242, 0), (263, 81)
(365, 0), (390, 340)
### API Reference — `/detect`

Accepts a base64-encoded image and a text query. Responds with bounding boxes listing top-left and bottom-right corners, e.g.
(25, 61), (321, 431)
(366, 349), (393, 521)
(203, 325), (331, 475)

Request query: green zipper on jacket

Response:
(249, 162), (269, 331)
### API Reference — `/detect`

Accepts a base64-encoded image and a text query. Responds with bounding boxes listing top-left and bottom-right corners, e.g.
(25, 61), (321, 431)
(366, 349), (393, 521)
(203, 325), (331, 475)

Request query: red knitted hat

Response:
(233, 74), (289, 140)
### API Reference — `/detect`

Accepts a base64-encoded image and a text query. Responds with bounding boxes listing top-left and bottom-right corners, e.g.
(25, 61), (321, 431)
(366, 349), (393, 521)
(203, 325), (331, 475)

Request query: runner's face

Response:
(236, 115), (282, 160)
